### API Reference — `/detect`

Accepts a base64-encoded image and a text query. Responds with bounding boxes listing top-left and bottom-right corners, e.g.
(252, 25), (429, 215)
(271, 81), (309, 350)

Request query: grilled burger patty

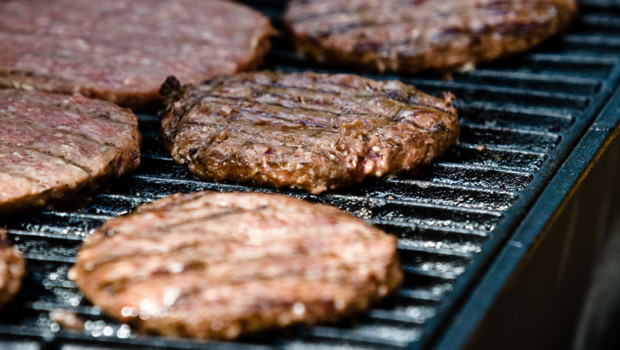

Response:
(0, 229), (25, 309)
(160, 71), (459, 194)
(70, 191), (403, 340)
(0, 89), (140, 213)
(0, 0), (274, 110)
(284, 0), (578, 73)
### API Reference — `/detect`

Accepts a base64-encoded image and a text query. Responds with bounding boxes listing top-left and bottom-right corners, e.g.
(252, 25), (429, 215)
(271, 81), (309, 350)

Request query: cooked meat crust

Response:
(70, 191), (403, 340)
(0, 0), (274, 110)
(0, 229), (25, 309)
(284, 0), (578, 73)
(0, 89), (141, 213)
(160, 71), (459, 194)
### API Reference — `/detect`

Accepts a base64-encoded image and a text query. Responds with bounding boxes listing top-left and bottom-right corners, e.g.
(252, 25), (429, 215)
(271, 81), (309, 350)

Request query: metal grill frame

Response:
(1, 0), (620, 349)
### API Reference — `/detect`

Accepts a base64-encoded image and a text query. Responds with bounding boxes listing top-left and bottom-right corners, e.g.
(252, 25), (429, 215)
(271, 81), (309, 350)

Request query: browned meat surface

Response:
(0, 0), (274, 110)
(0, 229), (25, 309)
(50, 310), (85, 332)
(0, 88), (141, 213)
(284, 0), (578, 73)
(70, 191), (403, 340)
(160, 71), (459, 194)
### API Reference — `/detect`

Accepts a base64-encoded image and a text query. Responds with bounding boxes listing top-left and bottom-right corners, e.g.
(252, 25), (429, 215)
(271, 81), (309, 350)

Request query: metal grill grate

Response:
(1, 1), (620, 349)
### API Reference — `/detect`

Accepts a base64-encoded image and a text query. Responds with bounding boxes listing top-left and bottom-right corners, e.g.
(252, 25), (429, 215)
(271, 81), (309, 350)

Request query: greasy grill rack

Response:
(2, 0), (620, 349)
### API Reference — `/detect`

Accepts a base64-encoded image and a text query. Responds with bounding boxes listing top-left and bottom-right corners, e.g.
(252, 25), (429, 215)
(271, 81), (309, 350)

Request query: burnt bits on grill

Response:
(0, 89), (141, 213)
(0, 0), (274, 110)
(70, 191), (403, 340)
(284, 0), (578, 74)
(160, 71), (459, 194)
(0, 229), (25, 309)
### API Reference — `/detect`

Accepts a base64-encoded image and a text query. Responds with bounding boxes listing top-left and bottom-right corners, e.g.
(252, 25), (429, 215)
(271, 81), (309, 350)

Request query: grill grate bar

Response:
(527, 52), (618, 65)
(439, 148), (547, 173)
(396, 244), (473, 260)
(397, 289), (443, 303)
(140, 153), (172, 161)
(402, 266), (460, 281)
(95, 193), (152, 202)
(298, 326), (416, 349)
(399, 79), (592, 106)
(3, 223), (95, 238)
(6, 229), (83, 242)
(459, 125), (561, 152)
(398, 239), (482, 256)
(461, 124), (564, 140)
(428, 163), (535, 178)
(414, 164), (534, 192)
(458, 142), (549, 157)
(564, 33), (620, 47)
(459, 69), (602, 91)
(580, 12), (620, 23)
(38, 211), (112, 221)
(457, 108), (575, 134)
(457, 102), (575, 123)
(579, 15), (620, 35)
(384, 178), (518, 197)
(541, 38), (620, 57)
(454, 101), (578, 121)
(131, 174), (248, 190)
(349, 182), (518, 211)
(23, 254), (75, 264)
(319, 194), (505, 216)
(457, 67), (602, 85)
(369, 220), (489, 238)
(22, 302), (100, 317)
(499, 54), (616, 79)
(367, 310), (427, 326)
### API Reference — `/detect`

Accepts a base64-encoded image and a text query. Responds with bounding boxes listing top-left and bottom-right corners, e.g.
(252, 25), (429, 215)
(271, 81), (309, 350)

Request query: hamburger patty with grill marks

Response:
(284, 0), (578, 74)
(70, 191), (403, 340)
(0, 0), (274, 109)
(0, 88), (140, 213)
(160, 71), (459, 194)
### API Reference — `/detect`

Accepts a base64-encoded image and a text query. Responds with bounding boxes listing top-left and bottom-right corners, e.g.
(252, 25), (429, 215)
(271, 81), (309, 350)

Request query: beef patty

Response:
(284, 0), (578, 73)
(70, 191), (402, 340)
(0, 88), (141, 213)
(0, 229), (25, 309)
(0, 0), (274, 110)
(160, 71), (459, 194)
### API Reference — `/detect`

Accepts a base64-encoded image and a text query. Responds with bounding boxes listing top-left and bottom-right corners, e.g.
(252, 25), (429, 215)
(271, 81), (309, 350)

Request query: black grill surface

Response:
(2, 1), (620, 349)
